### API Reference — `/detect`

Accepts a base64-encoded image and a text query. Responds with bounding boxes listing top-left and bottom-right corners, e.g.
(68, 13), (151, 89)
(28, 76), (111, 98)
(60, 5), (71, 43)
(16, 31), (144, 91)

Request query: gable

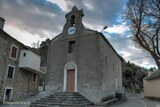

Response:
(99, 33), (121, 61)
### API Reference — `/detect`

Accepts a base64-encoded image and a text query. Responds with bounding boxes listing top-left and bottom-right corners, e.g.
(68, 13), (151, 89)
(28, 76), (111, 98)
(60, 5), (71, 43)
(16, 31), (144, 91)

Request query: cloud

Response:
(104, 23), (130, 34)
(47, 0), (68, 11)
(1, 0), (126, 38)
(2, 0), (65, 38)
(1, 0), (157, 68)
(104, 27), (157, 68)
(4, 25), (47, 46)
(65, 0), (125, 26)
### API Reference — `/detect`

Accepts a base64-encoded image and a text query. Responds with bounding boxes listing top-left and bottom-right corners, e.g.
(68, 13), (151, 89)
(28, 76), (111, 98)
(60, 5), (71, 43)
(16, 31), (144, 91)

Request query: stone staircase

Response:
(30, 92), (94, 107)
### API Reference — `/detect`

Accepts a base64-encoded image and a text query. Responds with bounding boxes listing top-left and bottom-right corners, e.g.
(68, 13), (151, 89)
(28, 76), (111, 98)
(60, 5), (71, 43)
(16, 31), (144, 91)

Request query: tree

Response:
(124, 0), (160, 69)
(122, 60), (147, 92)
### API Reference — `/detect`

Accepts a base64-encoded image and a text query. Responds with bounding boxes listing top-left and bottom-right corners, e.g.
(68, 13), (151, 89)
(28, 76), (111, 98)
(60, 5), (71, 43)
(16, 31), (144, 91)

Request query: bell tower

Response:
(62, 6), (85, 36)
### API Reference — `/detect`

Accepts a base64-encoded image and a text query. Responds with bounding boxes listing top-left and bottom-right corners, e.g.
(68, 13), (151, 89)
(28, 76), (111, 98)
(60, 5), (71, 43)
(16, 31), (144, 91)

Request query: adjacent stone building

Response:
(45, 6), (122, 103)
(0, 17), (45, 102)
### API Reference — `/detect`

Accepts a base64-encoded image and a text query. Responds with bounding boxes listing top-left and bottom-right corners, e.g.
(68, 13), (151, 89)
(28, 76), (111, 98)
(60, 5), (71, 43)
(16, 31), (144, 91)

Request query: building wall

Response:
(0, 30), (39, 101)
(46, 30), (122, 102)
(75, 33), (102, 102)
(46, 31), (102, 101)
(46, 37), (68, 90)
(144, 78), (160, 98)
(0, 32), (10, 100)
(99, 35), (122, 99)
(19, 50), (41, 71)
(46, 7), (122, 103)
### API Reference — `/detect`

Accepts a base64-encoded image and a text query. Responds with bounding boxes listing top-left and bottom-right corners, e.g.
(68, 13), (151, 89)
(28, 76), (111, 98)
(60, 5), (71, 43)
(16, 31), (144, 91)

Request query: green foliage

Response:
(122, 60), (147, 93)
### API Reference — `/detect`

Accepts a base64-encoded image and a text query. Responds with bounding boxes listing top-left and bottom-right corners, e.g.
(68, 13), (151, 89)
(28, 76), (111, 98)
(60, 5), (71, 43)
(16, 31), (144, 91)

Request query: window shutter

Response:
(11, 46), (17, 58)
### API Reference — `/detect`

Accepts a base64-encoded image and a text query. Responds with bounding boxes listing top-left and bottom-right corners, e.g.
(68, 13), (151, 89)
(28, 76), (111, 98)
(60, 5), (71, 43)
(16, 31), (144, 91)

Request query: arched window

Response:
(70, 15), (75, 26)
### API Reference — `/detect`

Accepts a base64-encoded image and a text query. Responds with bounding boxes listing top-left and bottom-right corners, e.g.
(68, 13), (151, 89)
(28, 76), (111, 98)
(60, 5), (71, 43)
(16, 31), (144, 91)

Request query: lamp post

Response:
(100, 26), (108, 33)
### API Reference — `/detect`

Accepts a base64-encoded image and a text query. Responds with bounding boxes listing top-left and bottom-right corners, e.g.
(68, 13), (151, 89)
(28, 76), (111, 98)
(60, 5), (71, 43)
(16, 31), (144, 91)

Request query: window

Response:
(33, 73), (37, 82)
(7, 65), (15, 79)
(68, 41), (75, 53)
(10, 45), (18, 59)
(24, 89), (27, 95)
(23, 53), (26, 57)
(70, 15), (75, 26)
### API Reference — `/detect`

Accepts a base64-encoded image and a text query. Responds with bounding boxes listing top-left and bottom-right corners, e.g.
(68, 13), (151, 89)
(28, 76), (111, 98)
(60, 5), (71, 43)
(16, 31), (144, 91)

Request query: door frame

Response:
(3, 87), (13, 102)
(63, 61), (77, 92)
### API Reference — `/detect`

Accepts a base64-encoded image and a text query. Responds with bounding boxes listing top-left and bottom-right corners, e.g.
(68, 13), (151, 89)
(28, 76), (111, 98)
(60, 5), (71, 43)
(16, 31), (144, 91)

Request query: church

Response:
(45, 6), (122, 103)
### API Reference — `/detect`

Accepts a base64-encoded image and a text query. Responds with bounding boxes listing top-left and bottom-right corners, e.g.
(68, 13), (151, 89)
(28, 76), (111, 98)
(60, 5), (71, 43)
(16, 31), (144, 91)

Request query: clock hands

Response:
(68, 27), (76, 35)
(70, 29), (75, 32)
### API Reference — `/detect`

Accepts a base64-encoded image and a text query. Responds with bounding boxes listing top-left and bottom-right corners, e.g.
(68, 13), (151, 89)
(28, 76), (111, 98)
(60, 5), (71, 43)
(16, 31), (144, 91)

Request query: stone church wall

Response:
(99, 34), (122, 99)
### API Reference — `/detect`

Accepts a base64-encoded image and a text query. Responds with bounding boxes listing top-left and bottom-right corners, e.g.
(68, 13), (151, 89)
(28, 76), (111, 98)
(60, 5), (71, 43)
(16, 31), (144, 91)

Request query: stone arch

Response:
(63, 61), (77, 92)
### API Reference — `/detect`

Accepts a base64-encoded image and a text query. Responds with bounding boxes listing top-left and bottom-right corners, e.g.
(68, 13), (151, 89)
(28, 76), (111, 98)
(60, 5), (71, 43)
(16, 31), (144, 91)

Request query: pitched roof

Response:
(0, 29), (26, 47)
(144, 70), (160, 80)
(50, 28), (122, 61)
(0, 29), (39, 55)
(86, 28), (122, 61)
(99, 32), (122, 61)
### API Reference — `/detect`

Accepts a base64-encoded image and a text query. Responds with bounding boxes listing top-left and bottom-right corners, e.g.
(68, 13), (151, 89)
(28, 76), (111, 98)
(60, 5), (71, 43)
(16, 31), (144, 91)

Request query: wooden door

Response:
(66, 69), (75, 92)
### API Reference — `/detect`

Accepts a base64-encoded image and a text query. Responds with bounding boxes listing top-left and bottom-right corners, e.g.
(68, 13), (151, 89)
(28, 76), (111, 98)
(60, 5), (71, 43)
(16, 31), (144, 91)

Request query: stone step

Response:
(36, 99), (91, 104)
(30, 103), (94, 107)
(46, 96), (85, 99)
(32, 101), (92, 105)
(39, 98), (88, 101)
(53, 92), (80, 95)
(48, 95), (84, 98)
(48, 94), (84, 97)
(31, 102), (92, 106)
(50, 93), (84, 97)
(30, 92), (93, 107)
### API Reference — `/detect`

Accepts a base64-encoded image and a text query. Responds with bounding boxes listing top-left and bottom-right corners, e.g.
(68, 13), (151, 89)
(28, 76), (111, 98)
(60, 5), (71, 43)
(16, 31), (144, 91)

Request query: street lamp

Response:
(100, 26), (108, 33)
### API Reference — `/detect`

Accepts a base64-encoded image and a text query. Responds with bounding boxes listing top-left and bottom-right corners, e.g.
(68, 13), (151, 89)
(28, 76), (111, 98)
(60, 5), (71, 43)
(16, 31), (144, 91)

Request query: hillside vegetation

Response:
(121, 58), (148, 93)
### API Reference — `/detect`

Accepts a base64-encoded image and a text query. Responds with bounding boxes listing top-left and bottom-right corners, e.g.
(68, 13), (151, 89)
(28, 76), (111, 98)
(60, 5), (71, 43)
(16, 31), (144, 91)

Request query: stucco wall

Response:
(75, 33), (102, 102)
(19, 50), (41, 71)
(46, 36), (67, 90)
(99, 34), (122, 99)
(46, 6), (122, 103)
(144, 78), (160, 98)
(46, 33), (101, 88)
(46, 30), (122, 103)
(75, 34), (101, 90)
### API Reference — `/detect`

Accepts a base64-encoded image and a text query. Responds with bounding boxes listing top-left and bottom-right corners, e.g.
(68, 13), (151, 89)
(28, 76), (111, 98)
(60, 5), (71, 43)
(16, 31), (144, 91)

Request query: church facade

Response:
(45, 6), (122, 103)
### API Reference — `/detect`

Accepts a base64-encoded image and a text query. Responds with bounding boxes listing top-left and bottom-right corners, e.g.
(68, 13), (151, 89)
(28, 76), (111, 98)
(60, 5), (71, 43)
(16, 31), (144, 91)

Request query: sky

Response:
(0, 0), (157, 69)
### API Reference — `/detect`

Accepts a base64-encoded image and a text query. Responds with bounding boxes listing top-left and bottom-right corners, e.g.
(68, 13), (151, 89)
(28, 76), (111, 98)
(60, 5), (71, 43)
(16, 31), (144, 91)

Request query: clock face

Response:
(68, 26), (76, 35)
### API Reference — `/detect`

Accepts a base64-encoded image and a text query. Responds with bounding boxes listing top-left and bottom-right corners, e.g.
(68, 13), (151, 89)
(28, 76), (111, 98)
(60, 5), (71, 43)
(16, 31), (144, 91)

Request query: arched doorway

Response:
(63, 61), (77, 92)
